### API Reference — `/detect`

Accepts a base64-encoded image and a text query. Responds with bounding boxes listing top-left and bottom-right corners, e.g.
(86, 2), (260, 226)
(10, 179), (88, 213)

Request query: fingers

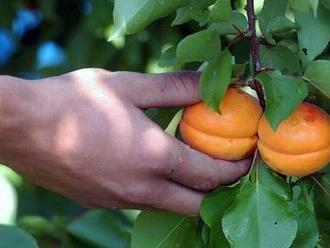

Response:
(110, 179), (203, 216)
(150, 180), (204, 216)
(137, 119), (251, 192)
(111, 71), (201, 108)
(164, 141), (251, 192)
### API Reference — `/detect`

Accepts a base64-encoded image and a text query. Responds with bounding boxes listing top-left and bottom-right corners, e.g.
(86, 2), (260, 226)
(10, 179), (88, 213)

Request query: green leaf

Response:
(131, 211), (201, 248)
(18, 216), (61, 239)
(309, 0), (320, 17)
(259, 162), (291, 200)
(289, 0), (311, 12)
(110, 0), (189, 40)
(67, 210), (131, 248)
(266, 16), (298, 35)
(278, 39), (300, 53)
(200, 224), (211, 248)
(304, 60), (330, 98)
(200, 183), (241, 248)
(259, 0), (288, 34)
(145, 107), (181, 130)
(318, 219), (330, 246)
(290, 0), (319, 16)
(260, 45), (302, 74)
(200, 49), (232, 112)
(190, 9), (210, 26)
(159, 46), (178, 68)
(209, 11), (247, 35)
(0, 225), (38, 248)
(257, 73), (309, 130)
(172, 6), (192, 25)
(291, 198), (319, 248)
(177, 30), (220, 63)
(295, 8), (330, 62)
(321, 0), (330, 9)
(222, 166), (298, 248)
(172, 0), (215, 26)
(209, 0), (232, 22)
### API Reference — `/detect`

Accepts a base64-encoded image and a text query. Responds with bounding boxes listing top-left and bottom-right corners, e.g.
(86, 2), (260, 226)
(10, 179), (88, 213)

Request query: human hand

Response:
(0, 69), (250, 216)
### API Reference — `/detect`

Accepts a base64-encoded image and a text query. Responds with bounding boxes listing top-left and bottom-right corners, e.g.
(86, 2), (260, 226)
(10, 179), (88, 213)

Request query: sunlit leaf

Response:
(200, 49), (232, 112)
(222, 165), (297, 248)
(110, 0), (190, 40)
(304, 60), (330, 98)
(177, 30), (220, 63)
(209, 11), (247, 35)
(266, 16), (298, 35)
(260, 45), (302, 74)
(209, 0), (232, 22)
(201, 183), (241, 248)
(259, 0), (287, 34)
(295, 8), (330, 62)
(257, 73), (309, 130)
(131, 211), (201, 248)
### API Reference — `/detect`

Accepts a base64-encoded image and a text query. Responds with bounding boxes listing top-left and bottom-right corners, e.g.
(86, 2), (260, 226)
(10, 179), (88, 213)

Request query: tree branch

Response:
(245, 0), (266, 109)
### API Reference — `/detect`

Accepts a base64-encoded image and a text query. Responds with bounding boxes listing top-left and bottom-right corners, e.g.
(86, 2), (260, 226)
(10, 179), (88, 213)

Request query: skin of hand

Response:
(0, 69), (250, 216)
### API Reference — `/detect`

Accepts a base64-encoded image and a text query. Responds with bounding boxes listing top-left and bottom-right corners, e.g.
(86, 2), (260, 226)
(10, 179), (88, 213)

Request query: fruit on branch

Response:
(258, 103), (330, 176)
(180, 87), (263, 160)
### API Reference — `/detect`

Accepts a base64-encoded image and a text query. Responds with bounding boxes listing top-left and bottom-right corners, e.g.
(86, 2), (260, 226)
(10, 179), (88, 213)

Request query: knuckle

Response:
(72, 68), (110, 85)
(207, 176), (221, 189)
(138, 136), (173, 174)
(166, 72), (199, 98)
(198, 178), (220, 191)
(121, 186), (149, 205)
(164, 151), (186, 177)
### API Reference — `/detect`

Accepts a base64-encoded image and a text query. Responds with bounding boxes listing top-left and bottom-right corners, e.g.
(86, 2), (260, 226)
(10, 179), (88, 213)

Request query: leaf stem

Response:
(227, 34), (244, 48)
(231, 23), (246, 38)
(311, 176), (330, 198)
(245, 0), (266, 109)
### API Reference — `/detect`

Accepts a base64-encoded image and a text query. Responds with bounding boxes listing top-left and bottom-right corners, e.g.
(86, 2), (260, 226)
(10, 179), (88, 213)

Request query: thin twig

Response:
(245, 0), (266, 109)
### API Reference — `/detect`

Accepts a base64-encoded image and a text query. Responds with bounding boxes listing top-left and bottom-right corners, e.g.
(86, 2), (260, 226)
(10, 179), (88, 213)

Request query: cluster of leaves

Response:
(110, 0), (330, 247)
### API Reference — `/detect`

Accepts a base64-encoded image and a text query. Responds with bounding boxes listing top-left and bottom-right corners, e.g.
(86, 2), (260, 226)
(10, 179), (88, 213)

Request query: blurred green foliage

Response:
(0, 0), (200, 76)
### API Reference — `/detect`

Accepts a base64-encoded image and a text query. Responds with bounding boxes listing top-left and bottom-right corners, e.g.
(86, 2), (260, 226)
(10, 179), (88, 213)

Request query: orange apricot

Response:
(258, 102), (330, 176)
(180, 87), (263, 160)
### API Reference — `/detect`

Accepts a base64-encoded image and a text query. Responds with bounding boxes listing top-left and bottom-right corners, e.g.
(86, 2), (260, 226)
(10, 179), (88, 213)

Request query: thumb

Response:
(113, 71), (201, 108)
